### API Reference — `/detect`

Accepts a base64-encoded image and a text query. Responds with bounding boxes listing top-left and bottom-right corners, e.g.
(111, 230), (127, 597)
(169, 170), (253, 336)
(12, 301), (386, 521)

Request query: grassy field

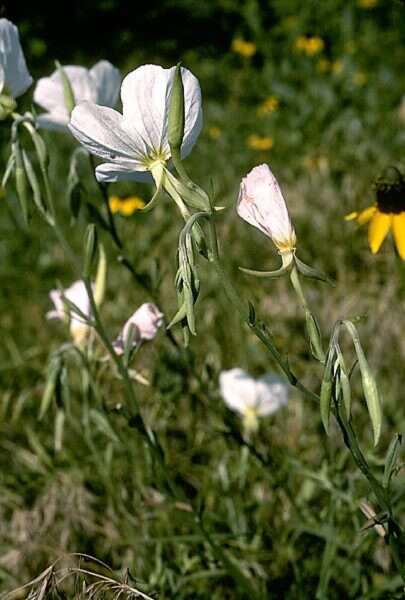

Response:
(1, 2), (405, 598)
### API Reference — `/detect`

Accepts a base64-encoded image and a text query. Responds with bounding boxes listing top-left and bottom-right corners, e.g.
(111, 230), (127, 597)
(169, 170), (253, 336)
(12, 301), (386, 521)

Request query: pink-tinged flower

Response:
(34, 60), (121, 132)
(219, 368), (288, 432)
(113, 303), (164, 355)
(47, 280), (91, 345)
(237, 164), (296, 252)
(0, 19), (32, 99)
(68, 64), (202, 183)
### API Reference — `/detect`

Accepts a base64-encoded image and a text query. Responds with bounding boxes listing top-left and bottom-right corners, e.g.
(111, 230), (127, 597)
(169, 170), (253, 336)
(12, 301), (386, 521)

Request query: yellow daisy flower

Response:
(247, 134), (273, 151)
(231, 38), (256, 58)
(257, 96), (279, 115)
(208, 126), (222, 140)
(109, 195), (145, 216)
(295, 36), (324, 56)
(358, 0), (378, 8)
(345, 167), (405, 259)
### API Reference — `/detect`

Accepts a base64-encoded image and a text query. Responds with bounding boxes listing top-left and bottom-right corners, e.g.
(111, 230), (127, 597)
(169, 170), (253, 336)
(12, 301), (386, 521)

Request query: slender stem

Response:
(206, 215), (320, 404)
(89, 155), (122, 249)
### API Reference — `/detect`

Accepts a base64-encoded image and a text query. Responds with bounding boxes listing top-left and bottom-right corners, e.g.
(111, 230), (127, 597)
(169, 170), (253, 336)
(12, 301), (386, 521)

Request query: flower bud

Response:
(237, 164), (296, 253)
(113, 303), (164, 355)
(55, 61), (75, 115)
(168, 63), (185, 152)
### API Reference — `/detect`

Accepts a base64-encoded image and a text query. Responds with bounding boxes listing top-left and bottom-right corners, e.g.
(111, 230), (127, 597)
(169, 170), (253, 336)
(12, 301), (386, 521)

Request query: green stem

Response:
(89, 155), (122, 249)
(206, 215), (319, 404)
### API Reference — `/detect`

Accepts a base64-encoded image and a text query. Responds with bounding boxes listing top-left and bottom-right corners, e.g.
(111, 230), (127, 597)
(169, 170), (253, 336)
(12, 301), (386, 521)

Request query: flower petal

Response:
(179, 66), (203, 159)
(368, 211), (391, 254)
(36, 112), (69, 132)
(357, 205), (377, 225)
(69, 101), (144, 164)
(120, 64), (202, 158)
(219, 368), (258, 415)
(0, 19), (32, 98)
(95, 162), (152, 183)
(90, 60), (121, 108)
(256, 374), (288, 416)
(392, 213), (405, 260)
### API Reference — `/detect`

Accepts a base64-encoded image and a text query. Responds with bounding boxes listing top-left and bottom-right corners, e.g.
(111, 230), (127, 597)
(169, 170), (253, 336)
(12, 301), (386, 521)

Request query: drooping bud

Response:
(237, 164), (296, 253)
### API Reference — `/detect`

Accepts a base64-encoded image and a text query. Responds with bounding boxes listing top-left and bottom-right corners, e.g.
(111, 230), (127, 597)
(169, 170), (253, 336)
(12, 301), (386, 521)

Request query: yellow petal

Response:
(357, 205), (377, 225)
(392, 213), (405, 260)
(368, 211), (392, 254)
(345, 211), (358, 221)
(345, 205), (376, 224)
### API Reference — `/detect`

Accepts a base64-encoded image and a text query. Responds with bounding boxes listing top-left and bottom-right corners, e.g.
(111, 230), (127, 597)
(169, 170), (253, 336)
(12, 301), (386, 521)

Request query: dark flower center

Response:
(374, 168), (405, 214)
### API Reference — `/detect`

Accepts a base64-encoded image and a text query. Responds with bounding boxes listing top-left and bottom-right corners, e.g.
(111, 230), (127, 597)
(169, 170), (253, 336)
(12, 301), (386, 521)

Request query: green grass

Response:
(1, 3), (405, 598)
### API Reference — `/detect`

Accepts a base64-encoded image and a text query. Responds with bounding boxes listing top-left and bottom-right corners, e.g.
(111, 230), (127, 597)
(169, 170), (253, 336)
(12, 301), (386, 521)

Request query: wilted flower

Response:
(237, 163), (296, 253)
(345, 167), (405, 259)
(0, 19), (32, 100)
(231, 38), (256, 58)
(69, 64), (202, 184)
(34, 60), (121, 131)
(47, 280), (92, 344)
(109, 195), (145, 216)
(219, 368), (288, 432)
(113, 303), (164, 355)
(247, 134), (274, 151)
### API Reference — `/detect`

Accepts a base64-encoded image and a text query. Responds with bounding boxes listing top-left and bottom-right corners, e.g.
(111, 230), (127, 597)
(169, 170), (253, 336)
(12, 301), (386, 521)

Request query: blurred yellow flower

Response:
(109, 195), (145, 216)
(353, 71), (367, 86)
(317, 58), (331, 73)
(231, 38), (256, 58)
(208, 126), (222, 139)
(345, 168), (405, 259)
(331, 60), (343, 75)
(247, 134), (273, 151)
(358, 0), (378, 8)
(257, 96), (279, 115)
(295, 36), (324, 56)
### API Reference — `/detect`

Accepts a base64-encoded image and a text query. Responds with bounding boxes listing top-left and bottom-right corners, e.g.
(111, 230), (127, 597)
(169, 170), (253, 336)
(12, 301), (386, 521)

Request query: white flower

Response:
(0, 19), (32, 99)
(113, 303), (164, 355)
(34, 60), (121, 131)
(219, 368), (288, 431)
(47, 280), (92, 344)
(68, 64), (202, 183)
(237, 164), (296, 252)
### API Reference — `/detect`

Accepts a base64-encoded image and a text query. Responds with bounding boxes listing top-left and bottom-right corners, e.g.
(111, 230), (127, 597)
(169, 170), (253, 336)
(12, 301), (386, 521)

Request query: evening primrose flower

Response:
(219, 368), (288, 432)
(0, 19), (32, 100)
(113, 303), (164, 355)
(34, 60), (121, 131)
(247, 134), (273, 151)
(237, 163), (296, 253)
(231, 38), (256, 58)
(47, 280), (92, 345)
(109, 195), (145, 216)
(345, 167), (405, 259)
(69, 64), (202, 185)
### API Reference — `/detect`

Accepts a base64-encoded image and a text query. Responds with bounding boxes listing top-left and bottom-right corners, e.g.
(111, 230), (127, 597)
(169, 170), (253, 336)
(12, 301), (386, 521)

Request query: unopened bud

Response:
(83, 223), (98, 278)
(55, 60), (75, 115)
(168, 63), (185, 152)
